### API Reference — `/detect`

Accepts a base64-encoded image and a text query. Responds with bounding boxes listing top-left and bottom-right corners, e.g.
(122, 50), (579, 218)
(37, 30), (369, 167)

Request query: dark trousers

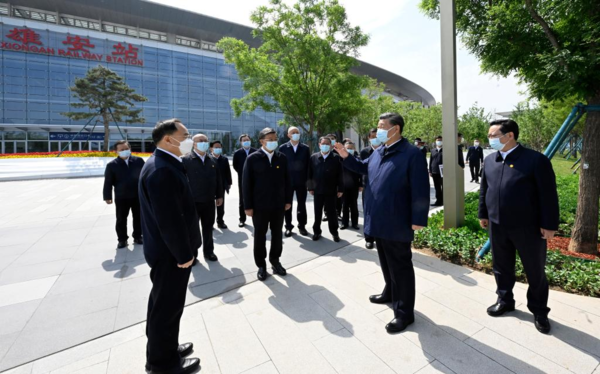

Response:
(194, 201), (214, 256)
(146, 258), (191, 371)
(336, 196), (342, 216)
(237, 178), (247, 223)
(285, 186), (308, 230)
(115, 197), (141, 242)
(342, 187), (359, 226)
(252, 209), (285, 268)
(362, 191), (374, 244)
(490, 223), (550, 316)
(216, 194), (226, 225)
(313, 194), (339, 236)
(469, 163), (481, 182)
(375, 238), (415, 321)
(432, 173), (443, 204)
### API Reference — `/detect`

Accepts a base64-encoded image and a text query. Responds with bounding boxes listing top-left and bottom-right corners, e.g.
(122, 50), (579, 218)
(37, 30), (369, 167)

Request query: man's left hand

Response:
(216, 198), (223, 207)
(412, 225), (425, 231)
(285, 204), (292, 211)
(337, 192), (343, 198)
(541, 228), (556, 240)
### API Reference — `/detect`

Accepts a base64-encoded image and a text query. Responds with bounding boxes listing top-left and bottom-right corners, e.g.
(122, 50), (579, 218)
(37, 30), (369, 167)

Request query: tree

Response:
(217, 0), (370, 150)
(62, 65), (147, 152)
(420, 0), (600, 254)
(402, 103), (443, 146)
(458, 103), (491, 146)
(511, 101), (551, 152)
(351, 80), (397, 145)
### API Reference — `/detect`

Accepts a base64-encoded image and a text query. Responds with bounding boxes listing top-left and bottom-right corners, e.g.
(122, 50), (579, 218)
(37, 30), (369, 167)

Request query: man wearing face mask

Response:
(103, 140), (145, 249)
(359, 128), (381, 249)
(233, 134), (257, 228)
(210, 140), (233, 230)
(341, 141), (362, 230)
(182, 134), (224, 263)
(308, 137), (344, 242)
(326, 133), (343, 221)
(429, 136), (444, 206)
(279, 126), (311, 237)
(139, 119), (201, 374)
(479, 119), (559, 334)
(243, 128), (293, 281)
(466, 139), (484, 183)
(414, 138), (428, 158)
(335, 112), (429, 334)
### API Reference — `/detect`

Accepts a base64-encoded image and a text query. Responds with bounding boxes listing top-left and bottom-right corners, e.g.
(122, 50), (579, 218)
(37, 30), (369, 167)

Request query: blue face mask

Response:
(213, 148), (223, 155)
(489, 135), (506, 151)
(196, 142), (209, 152)
(331, 140), (336, 146)
(376, 126), (397, 144)
(266, 141), (278, 151)
(118, 150), (131, 158)
(291, 133), (300, 142)
(369, 138), (381, 146)
(320, 144), (331, 153)
(242, 141), (251, 148)
(347, 149), (355, 155)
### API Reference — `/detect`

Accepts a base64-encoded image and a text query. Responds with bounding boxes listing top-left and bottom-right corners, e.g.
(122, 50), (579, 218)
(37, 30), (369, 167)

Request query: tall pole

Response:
(440, 0), (464, 228)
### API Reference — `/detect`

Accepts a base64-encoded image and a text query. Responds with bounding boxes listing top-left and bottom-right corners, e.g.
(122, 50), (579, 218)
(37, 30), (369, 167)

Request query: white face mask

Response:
(474, 142), (480, 147)
(171, 137), (194, 154)
(436, 141), (443, 147)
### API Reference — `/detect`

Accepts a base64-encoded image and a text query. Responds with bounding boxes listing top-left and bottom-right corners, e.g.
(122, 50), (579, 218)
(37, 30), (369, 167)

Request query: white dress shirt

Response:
(261, 147), (274, 163)
(321, 152), (330, 160)
(193, 150), (206, 163)
(157, 148), (182, 162)
(500, 144), (519, 159)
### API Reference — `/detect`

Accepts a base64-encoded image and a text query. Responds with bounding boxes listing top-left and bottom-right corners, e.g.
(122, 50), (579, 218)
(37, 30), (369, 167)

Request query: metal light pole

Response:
(440, 0), (464, 228)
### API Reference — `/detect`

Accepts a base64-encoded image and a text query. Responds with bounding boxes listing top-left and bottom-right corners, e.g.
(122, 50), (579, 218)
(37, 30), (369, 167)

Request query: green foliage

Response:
(217, 0), (370, 144)
(402, 103), (443, 144)
(458, 103), (491, 145)
(351, 80), (398, 143)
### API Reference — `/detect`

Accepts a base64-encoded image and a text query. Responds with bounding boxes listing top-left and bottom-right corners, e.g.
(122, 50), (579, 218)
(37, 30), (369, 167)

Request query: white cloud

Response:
(147, 0), (526, 115)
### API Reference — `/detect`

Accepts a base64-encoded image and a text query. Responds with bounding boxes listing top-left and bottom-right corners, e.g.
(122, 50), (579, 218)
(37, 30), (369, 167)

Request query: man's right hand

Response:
(333, 143), (349, 159)
(178, 257), (195, 269)
(309, 190), (314, 196)
(479, 219), (489, 229)
(245, 209), (254, 217)
(105, 200), (113, 204)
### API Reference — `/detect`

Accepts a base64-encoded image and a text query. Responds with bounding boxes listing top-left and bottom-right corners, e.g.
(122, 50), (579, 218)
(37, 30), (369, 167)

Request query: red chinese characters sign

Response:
(1, 28), (144, 66)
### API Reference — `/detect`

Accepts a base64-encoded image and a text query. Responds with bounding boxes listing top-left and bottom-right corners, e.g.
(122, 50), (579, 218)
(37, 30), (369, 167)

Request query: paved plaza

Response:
(0, 164), (598, 373)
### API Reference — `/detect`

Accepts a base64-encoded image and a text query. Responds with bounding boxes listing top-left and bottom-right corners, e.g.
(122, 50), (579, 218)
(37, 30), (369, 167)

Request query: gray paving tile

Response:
(49, 351), (109, 374)
(241, 361), (277, 374)
(47, 267), (121, 296)
(0, 300), (41, 336)
(0, 276), (58, 308)
(105, 336), (145, 374)
(0, 332), (20, 364)
(12, 247), (78, 267)
(414, 360), (455, 374)
(0, 260), (69, 286)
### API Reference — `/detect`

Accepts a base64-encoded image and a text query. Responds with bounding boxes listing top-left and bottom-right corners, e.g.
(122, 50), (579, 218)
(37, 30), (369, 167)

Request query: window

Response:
(5, 131), (26, 140)
(60, 15), (101, 31)
(12, 7), (57, 24)
(28, 142), (48, 152)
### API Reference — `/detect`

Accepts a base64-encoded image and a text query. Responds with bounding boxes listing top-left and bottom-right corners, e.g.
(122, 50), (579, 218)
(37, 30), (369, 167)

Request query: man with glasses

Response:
(479, 119), (559, 334)
(139, 119), (201, 373)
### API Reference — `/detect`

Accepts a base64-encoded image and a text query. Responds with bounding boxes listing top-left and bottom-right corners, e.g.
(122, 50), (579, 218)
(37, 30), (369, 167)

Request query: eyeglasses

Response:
(487, 133), (506, 140)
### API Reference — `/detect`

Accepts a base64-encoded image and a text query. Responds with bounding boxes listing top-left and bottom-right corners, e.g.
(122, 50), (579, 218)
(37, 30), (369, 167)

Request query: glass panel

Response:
(16, 142), (26, 153)
(28, 141), (48, 152)
(28, 131), (49, 140)
(50, 142), (59, 152)
(5, 131), (26, 140)
(5, 142), (15, 153)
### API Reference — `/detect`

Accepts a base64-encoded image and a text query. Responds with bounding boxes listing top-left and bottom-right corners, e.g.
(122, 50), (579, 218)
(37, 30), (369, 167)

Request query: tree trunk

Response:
(102, 111), (111, 152)
(568, 93), (600, 254)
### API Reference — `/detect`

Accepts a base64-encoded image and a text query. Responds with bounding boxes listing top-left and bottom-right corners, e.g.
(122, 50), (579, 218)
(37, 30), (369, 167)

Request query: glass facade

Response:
(0, 18), (284, 153)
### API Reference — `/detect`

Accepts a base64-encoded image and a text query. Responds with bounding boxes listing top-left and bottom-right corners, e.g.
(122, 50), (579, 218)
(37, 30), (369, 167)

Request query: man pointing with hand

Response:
(335, 113), (430, 334)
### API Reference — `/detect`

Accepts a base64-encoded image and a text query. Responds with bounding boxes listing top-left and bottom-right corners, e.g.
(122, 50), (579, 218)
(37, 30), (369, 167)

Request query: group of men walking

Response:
(102, 115), (559, 373)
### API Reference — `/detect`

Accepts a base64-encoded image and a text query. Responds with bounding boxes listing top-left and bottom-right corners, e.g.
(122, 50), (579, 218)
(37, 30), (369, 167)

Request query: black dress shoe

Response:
(365, 242), (375, 249)
(340, 225), (348, 230)
(312, 234), (321, 241)
(333, 235), (341, 243)
(369, 294), (391, 304)
(352, 225), (360, 230)
(486, 302), (515, 317)
(218, 223), (228, 230)
(133, 238), (143, 245)
(146, 343), (194, 371)
(385, 318), (414, 334)
(204, 253), (218, 262)
(117, 241), (128, 248)
(534, 315), (551, 334)
(238, 221), (245, 228)
(299, 227), (309, 236)
(149, 358), (200, 374)
(271, 263), (287, 276)
(257, 267), (268, 281)
(284, 229), (293, 237)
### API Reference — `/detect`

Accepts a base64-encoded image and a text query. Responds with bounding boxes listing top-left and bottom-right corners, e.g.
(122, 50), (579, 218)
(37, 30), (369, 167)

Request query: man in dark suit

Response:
(340, 141), (362, 230)
(103, 140), (145, 248)
(359, 128), (381, 249)
(429, 136), (444, 206)
(336, 112), (430, 334)
(139, 119), (200, 374)
(466, 139), (484, 183)
(243, 128), (292, 281)
(210, 140), (233, 229)
(326, 133), (343, 221)
(308, 136), (344, 242)
(233, 134), (257, 228)
(457, 132), (466, 170)
(414, 138), (428, 158)
(479, 119), (559, 334)
(279, 126), (311, 237)
(182, 134), (224, 263)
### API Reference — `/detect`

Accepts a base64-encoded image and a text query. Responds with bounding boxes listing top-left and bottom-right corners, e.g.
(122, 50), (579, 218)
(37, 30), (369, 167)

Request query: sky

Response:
(149, 0), (527, 116)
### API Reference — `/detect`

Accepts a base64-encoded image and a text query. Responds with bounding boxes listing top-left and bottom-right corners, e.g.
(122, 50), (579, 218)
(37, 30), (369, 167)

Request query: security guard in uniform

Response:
(479, 119), (559, 334)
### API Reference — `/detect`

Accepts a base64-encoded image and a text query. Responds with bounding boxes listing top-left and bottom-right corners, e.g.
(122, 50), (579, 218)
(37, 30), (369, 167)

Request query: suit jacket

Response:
(182, 151), (224, 203)
(278, 141), (311, 188)
(458, 145), (465, 168)
(233, 147), (257, 176)
(212, 155), (233, 191)
(420, 146), (428, 158)
(343, 138), (430, 242)
(429, 146), (464, 174)
(466, 146), (484, 165)
(102, 155), (145, 200)
(243, 149), (293, 210)
(360, 146), (376, 187)
(342, 154), (362, 190)
(479, 145), (559, 230)
(307, 152), (344, 195)
(138, 150), (202, 267)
